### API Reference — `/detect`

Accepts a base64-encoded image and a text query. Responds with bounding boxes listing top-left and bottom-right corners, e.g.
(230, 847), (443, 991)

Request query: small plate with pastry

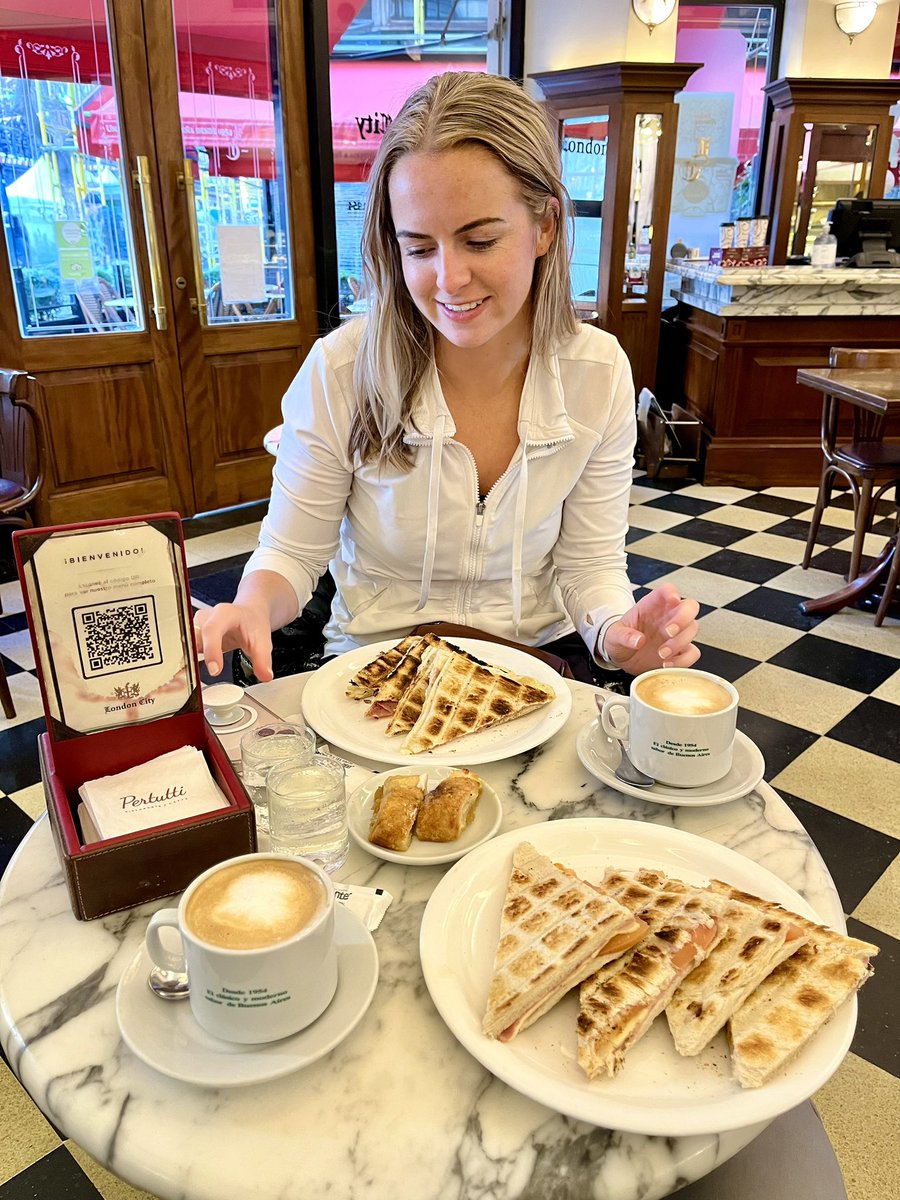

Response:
(347, 766), (503, 865)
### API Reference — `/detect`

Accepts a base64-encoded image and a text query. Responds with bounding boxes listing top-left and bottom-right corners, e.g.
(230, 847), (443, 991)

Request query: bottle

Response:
(811, 221), (837, 268)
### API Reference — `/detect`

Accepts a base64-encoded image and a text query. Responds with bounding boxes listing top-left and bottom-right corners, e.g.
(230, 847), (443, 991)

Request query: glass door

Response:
(0, 0), (196, 523)
(139, 0), (317, 513)
(0, 0), (318, 521)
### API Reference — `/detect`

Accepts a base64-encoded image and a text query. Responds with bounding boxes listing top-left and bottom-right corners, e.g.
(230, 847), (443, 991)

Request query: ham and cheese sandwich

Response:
(345, 635), (422, 700)
(665, 878), (810, 1057)
(482, 842), (646, 1043)
(577, 869), (725, 1078)
(705, 881), (879, 1088)
(402, 651), (554, 755)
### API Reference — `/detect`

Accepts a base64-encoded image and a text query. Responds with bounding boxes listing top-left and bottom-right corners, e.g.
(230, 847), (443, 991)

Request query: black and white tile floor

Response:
(0, 479), (897, 1200)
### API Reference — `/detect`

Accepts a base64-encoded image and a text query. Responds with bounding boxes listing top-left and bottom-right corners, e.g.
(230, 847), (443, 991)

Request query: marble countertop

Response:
(0, 678), (845, 1200)
(667, 262), (900, 287)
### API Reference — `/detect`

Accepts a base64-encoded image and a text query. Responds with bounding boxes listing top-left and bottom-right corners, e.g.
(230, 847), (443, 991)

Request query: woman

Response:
(195, 72), (699, 683)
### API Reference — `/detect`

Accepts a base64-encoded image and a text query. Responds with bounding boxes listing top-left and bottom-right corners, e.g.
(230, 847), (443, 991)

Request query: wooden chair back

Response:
(0, 369), (44, 527)
(828, 347), (900, 441)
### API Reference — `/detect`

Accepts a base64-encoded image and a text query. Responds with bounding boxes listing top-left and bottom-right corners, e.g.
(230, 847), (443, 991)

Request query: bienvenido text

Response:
(121, 785), (187, 809)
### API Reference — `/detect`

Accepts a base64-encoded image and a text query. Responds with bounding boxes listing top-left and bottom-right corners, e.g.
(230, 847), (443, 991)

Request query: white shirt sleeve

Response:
(552, 342), (636, 662)
(241, 338), (353, 616)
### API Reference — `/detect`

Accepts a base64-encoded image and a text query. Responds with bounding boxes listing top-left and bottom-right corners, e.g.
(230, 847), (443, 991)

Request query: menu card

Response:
(78, 746), (228, 841)
(17, 519), (196, 735)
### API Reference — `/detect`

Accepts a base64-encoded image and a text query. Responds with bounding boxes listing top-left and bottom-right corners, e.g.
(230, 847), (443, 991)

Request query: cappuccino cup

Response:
(144, 853), (337, 1043)
(600, 668), (738, 787)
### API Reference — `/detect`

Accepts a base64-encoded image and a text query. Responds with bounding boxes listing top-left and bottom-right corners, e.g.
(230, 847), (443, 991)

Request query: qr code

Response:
(72, 596), (163, 678)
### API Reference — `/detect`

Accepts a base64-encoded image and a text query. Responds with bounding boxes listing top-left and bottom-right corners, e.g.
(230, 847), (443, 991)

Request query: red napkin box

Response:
(14, 513), (256, 920)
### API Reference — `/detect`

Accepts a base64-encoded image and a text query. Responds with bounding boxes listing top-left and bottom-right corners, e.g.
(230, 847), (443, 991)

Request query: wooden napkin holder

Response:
(15, 513), (255, 920)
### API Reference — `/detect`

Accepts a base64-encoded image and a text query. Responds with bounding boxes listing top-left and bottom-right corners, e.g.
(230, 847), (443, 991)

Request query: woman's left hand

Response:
(602, 583), (701, 676)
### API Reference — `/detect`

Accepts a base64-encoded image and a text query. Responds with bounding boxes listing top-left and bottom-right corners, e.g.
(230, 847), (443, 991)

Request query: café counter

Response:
(662, 262), (900, 488)
(0, 677), (847, 1200)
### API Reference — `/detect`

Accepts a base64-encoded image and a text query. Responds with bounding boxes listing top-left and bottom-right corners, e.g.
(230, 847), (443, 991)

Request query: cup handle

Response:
(600, 696), (630, 744)
(145, 908), (185, 974)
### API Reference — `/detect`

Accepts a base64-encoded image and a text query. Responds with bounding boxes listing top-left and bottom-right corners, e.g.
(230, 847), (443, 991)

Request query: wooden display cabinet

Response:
(760, 78), (899, 264)
(530, 62), (697, 393)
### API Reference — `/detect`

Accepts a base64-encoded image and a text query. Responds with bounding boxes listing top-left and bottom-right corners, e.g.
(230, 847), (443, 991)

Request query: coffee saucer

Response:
(115, 906), (378, 1087)
(575, 718), (765, 807)
(204, 704), (257, 734)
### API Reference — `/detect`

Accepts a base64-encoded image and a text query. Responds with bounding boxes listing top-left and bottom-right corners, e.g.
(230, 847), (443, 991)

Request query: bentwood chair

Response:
(802, 347), (900, 582)
(670, 1100), (847, 1199)
(0, 369), (45, 718)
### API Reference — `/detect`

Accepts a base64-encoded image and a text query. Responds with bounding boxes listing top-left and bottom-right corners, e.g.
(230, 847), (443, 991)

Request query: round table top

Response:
(0, 676), (845, 1200)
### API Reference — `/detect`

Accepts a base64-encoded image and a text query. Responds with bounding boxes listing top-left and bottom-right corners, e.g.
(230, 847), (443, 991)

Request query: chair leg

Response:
(0, 658), (15, 720)
(848, 478), (874, 583)
(802, 464), (834, 569)
(875, 531), (900, 627)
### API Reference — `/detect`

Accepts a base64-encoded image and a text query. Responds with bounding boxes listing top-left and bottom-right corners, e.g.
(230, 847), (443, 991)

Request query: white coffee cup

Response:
(145, 853), (337, 1043)
(600, 668), (738, 787)
(203, 682), (244, 725)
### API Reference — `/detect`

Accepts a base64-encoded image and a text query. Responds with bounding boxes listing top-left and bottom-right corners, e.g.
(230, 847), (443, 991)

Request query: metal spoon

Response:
(148, 966), (190, 1001)
(614, 745), (656, 790)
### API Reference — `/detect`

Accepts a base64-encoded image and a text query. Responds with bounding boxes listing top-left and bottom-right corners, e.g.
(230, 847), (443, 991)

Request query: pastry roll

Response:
(368, 773), (426, 852)
(415, 770), (482, 842)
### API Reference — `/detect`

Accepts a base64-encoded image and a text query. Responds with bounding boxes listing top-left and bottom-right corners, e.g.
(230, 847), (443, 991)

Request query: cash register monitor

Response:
(829, 198), (900, 267)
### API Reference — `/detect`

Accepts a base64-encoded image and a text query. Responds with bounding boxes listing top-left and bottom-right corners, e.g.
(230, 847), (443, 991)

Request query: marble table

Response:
(0, 677), (846, 1200)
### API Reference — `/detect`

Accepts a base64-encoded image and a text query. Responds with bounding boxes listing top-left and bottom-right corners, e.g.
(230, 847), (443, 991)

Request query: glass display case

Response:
(760, 78), (898, 265)
(788, 122), (878, 257)
(532, 63), (696, 392)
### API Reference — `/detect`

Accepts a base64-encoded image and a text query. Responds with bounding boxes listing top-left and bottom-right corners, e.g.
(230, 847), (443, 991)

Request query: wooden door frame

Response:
(142, 0), (319, 514)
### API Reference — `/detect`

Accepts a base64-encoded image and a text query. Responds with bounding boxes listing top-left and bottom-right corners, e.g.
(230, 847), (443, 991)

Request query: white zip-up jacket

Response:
(244, 318), (636, 659)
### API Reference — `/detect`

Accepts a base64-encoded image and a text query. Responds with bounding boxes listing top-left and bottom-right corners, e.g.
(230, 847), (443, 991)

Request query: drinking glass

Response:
(240, 722), (315, 835)
(266, 753), (349, 873)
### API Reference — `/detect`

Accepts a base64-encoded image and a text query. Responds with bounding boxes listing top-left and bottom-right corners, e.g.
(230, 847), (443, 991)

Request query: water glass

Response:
(266, 753), (349, 873)
(240, 722), (315, 834)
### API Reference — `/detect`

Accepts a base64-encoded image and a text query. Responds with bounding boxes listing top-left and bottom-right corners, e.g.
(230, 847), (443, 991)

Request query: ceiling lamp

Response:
(631, 0), (677, 35)
(833, 0), (878, 42)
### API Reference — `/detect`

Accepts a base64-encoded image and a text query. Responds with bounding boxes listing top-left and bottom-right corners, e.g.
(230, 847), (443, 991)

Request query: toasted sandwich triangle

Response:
(576, 870), (725, 1079)
(482, 842), (645, 1042)
(402, 652), (554, 755)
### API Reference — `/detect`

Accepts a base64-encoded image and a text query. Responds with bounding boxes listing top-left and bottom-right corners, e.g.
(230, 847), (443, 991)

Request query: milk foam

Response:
(636, 675), (730, 716)
(187, 861), (324, 949)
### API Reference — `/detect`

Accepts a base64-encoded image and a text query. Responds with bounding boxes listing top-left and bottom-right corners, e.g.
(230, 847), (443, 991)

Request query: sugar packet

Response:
(333, 883), (392, 931)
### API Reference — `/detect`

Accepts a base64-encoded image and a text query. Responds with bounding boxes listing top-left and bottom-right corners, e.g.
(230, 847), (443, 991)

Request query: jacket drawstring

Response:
(511, 420), (530, 635)
(415, 411), (447, 612)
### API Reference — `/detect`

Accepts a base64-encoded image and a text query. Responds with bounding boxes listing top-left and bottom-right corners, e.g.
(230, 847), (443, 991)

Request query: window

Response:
(668, 3), (782, 258)
(327, 0), (493, 316)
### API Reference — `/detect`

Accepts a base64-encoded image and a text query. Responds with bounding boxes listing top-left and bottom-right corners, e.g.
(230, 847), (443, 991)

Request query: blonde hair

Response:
(350, 71), (577, 467)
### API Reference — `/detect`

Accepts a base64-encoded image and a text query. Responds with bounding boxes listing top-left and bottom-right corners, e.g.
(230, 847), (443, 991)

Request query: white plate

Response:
(347, 766), (503, 865)
(302, 638), (572, 767)
(576, 718), (765, 806)
(419, 818), (854, 1137)
(116, 905), (378, 1087)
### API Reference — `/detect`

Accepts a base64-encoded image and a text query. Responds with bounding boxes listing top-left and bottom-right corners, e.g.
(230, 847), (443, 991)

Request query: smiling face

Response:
(387, 145), (556, 364)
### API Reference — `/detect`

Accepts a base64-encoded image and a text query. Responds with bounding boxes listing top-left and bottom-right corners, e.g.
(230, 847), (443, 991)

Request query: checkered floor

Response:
(0, 478), (898, 1200)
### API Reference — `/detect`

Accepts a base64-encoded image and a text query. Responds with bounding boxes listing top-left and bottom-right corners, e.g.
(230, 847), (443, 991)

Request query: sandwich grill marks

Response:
(706, 881), (879, 1088)
(482, 843), (646, 1043)
(402, 652), (554, 755)
(345, 634), (422, 699)
(346, 636), (555, 752)
(577, 870), (724, 1078)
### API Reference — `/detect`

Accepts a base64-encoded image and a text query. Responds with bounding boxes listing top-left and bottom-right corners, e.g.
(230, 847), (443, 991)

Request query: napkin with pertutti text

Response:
(78, 745), (229, 841)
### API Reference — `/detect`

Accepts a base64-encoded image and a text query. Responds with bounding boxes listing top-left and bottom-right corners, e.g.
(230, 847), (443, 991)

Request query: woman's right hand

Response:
(193, 602), (275, 683)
